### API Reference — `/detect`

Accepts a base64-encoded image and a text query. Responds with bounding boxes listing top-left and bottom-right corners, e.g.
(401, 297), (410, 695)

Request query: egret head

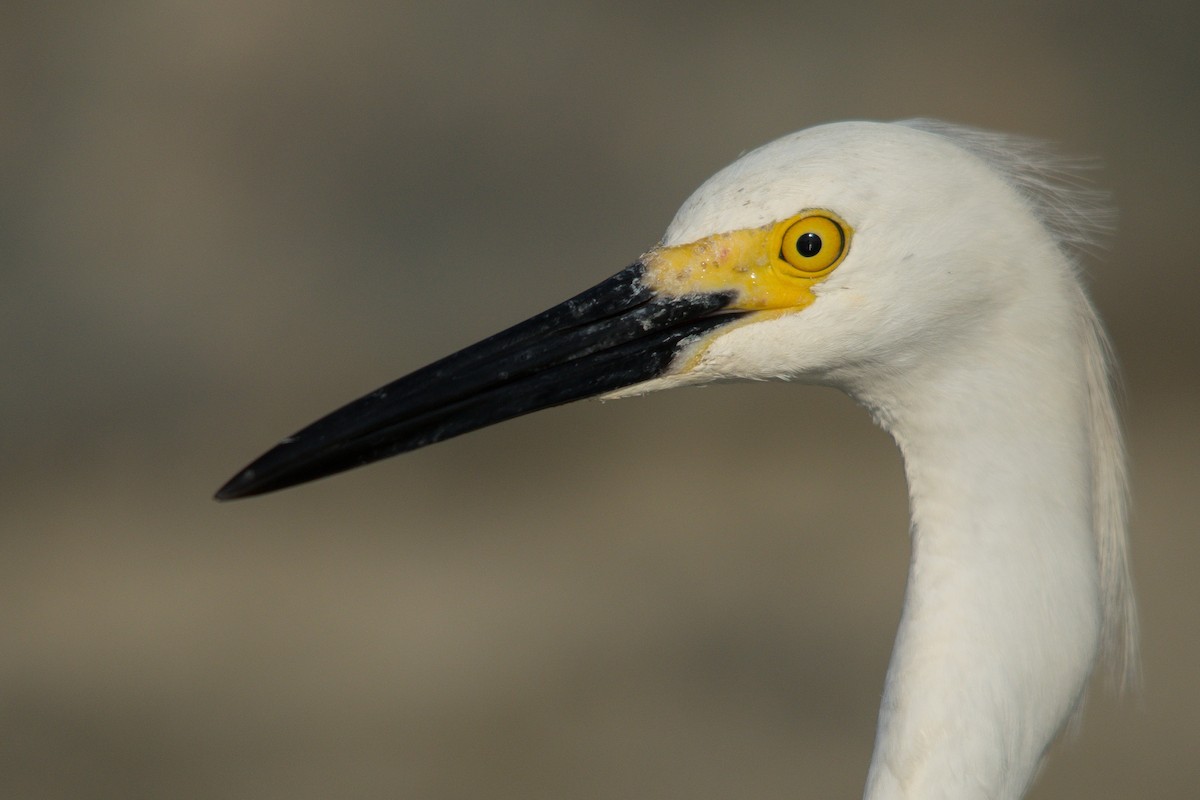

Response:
(622, 121), (1077, 398)
(217, 121), (1091, 499)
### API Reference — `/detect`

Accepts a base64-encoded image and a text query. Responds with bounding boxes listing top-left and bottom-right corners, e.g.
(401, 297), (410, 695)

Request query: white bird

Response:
(218, 120), (1137, 800)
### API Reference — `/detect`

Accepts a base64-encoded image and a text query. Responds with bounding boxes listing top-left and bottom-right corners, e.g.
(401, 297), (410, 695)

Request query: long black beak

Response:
(215, 263), (744, 500)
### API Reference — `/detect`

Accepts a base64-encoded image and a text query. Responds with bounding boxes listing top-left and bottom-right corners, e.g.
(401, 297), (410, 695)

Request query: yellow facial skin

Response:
(642, 210), (853, 312)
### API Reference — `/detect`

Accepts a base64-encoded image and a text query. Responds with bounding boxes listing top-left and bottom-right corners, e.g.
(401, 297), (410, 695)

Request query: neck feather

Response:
(849, 283), (1133, 800)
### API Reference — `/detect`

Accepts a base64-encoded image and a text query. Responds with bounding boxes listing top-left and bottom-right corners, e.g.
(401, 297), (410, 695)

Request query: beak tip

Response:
(215, 456), (285, 501)
(214, 434), (358, 501)
(213, 471), (255, 501)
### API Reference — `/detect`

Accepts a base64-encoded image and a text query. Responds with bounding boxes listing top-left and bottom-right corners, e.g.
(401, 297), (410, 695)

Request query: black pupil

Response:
(797, 232), (822, 257)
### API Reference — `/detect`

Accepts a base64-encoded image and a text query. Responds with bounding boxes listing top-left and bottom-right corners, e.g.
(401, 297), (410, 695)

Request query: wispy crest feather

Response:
(902, 119), (1116, 256)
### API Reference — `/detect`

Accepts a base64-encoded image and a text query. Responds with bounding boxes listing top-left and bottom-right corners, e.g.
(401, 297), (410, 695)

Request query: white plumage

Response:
(220, 120), (1137, 800)
(632, 121), (1136, 798)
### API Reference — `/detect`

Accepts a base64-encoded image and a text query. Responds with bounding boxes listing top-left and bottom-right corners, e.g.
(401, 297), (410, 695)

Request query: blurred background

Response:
(2, 2), (1197, 798)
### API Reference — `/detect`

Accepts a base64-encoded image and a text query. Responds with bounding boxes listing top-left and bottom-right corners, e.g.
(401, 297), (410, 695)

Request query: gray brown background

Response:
(3, 2), (1197, 798)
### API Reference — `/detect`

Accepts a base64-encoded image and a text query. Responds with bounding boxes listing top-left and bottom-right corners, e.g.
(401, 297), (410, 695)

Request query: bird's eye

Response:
(778, 214), (847, 275)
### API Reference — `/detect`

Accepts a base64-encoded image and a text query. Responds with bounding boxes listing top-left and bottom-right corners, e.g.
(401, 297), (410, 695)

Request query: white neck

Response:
(849, 290), (1110, 800)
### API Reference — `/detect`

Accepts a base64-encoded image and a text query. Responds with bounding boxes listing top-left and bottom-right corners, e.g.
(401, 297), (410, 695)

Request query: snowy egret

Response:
(218, 120), (1136, 800)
